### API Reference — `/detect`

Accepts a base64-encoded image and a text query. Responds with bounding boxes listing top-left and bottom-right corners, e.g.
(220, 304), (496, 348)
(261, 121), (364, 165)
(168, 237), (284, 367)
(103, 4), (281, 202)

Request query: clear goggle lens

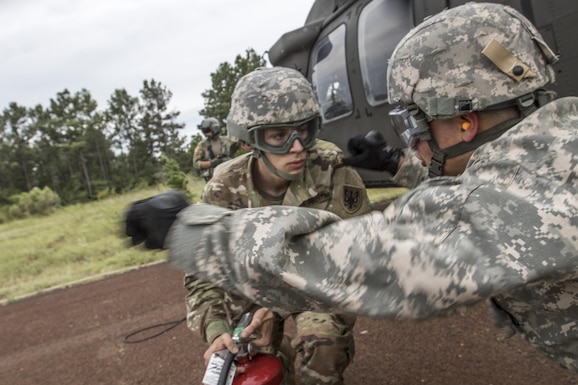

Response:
(250, 117), (319, 154)
(389, 105), (431, 148)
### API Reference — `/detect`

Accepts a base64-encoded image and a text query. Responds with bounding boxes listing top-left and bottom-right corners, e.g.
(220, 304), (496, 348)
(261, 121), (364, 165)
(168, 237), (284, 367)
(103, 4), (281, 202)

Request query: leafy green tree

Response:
(0, 112), (11, 196)
(1, 102), (37, 193)
(37, 89), (113, 203)
(160, 154), (188, 192)
(199, 48), (266, 132)
(105, 88), (141, 188)
(29, 103), (66, 197)
(106, 89), (139, 155)
(138, 79), (186, 184)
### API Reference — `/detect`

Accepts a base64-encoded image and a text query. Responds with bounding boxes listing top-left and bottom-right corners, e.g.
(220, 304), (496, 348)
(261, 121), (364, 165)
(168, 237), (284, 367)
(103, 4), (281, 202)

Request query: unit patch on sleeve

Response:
(342, 185), (363, 214)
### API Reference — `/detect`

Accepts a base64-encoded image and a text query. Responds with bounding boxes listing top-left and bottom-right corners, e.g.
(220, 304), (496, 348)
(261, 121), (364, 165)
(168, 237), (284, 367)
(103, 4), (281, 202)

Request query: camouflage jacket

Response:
(170, 97), (578, 371)
(192, 135), (236, 177)
(184, 139), (370, 344)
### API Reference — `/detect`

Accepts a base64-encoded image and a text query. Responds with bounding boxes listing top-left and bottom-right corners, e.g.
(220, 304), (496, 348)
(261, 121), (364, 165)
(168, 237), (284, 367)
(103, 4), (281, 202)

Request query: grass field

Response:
(0, 176), (406, 304)
(0, 185), (167, 303)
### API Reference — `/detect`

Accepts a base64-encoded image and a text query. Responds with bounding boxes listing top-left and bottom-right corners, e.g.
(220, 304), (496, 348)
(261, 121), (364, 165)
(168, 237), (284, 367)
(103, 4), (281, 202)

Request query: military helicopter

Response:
(268, 0), (578, 186)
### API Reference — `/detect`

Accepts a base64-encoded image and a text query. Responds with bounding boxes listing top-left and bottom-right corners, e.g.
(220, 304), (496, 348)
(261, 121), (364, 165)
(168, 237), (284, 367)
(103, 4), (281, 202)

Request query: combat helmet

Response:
(198, 117), (221, 135)
(386, 2), (558, 176)
(226, 66), (321, 180)
(227, 66), (320, 151)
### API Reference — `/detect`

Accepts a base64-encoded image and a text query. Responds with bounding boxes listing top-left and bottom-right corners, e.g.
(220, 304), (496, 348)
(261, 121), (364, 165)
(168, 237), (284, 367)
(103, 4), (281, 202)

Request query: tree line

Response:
(0, 48), (265, 217)
(1, 80), (189, 206)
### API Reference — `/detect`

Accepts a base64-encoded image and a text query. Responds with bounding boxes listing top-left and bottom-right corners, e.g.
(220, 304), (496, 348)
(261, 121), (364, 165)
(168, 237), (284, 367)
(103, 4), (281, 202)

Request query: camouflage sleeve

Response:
(192, 142), (206, 171)
(168, 176), (576, 319)
(184, 274), (231, 343)
(392, 149), (428, 189)
(183, 180), (240, 343)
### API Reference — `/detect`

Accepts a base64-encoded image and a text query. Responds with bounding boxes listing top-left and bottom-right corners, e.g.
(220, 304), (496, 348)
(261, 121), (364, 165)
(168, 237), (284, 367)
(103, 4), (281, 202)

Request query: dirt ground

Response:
(1, 261), (577, 385)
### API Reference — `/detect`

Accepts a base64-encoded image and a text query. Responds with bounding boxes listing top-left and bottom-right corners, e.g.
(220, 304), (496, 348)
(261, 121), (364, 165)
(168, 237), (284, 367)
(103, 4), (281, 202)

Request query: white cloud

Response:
(0, 0), (313, 137)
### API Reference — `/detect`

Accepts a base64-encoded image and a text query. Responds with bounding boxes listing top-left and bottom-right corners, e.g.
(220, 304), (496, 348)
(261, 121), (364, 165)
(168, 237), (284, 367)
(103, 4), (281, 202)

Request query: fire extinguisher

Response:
(203, 312), (286, 385)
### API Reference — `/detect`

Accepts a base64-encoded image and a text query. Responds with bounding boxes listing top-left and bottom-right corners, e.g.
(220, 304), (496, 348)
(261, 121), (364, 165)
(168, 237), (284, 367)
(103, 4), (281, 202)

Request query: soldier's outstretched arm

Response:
(167, 182), (570, 319)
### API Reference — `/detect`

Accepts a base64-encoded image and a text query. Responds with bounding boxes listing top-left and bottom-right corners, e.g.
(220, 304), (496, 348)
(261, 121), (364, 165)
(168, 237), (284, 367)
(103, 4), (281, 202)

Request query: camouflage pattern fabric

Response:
(170, 97), (578, 372)
(392, 151), (427, 189)
(202, 139), (369, 216)
(227, 67), (320, 134)
(184, 138), (369, 385)
(387, 2), (557, 118)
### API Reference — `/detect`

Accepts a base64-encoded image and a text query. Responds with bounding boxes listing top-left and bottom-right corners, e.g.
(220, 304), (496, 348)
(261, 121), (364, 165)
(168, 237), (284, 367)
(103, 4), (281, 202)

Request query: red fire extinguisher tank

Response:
(232, 353), (285, 385)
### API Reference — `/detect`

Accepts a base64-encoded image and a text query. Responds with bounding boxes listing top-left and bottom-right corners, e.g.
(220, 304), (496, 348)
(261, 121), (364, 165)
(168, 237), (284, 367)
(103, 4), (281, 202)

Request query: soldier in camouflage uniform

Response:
(184, 67), (370, 385)
(168, 3), (578, 373)
(193, 117), (236, 182)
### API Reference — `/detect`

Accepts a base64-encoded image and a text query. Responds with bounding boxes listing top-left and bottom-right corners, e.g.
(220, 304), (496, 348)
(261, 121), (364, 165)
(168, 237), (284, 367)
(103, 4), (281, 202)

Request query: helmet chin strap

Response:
(252, 149), (307, 181)
(427, 90), (555, 177)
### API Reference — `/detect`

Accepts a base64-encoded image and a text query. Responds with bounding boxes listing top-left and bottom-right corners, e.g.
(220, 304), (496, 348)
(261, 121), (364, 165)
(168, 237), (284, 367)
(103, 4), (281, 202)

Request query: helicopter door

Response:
(308, 0), (413, 186)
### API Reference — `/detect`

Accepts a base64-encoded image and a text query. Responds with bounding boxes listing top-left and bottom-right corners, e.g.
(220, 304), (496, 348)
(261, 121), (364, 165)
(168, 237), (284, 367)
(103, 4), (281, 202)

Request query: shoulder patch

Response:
(342, 185), (363, 214)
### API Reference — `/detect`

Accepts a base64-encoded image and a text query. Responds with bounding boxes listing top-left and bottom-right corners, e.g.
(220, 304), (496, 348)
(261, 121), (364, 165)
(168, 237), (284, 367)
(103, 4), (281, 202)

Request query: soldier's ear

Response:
(461, 113), (478, 143)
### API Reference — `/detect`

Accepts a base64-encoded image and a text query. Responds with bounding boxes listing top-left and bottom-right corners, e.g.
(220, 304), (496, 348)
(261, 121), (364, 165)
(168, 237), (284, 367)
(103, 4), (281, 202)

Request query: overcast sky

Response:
(1, 0), (314, 137)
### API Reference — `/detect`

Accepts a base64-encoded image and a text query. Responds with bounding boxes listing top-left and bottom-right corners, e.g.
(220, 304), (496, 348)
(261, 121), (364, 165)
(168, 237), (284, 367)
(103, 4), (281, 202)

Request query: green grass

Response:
(0, 177), (206, 304)
(0, 177), (406, 304)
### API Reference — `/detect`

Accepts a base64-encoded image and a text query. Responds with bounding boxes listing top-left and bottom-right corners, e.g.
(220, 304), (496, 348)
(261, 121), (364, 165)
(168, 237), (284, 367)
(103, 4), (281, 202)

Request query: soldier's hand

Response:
(124, 190), (189, 249)
(240, 308), (276, 348)
(210, 156), (231, 168)
(203, 333), (238, 367)
(342, 130), (403, 174)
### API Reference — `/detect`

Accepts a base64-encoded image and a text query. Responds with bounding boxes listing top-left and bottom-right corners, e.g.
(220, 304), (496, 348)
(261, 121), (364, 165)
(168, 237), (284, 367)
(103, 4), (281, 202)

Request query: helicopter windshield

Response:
(311, 24), (353, 122)
(359, 0), (412, 106)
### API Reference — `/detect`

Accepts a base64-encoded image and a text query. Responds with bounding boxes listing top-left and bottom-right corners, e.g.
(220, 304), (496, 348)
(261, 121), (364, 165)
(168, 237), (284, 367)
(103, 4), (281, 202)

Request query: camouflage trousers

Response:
(231, 310), (355, 385)
(196, 293), (355, 385)
(286, 311), (356, 385)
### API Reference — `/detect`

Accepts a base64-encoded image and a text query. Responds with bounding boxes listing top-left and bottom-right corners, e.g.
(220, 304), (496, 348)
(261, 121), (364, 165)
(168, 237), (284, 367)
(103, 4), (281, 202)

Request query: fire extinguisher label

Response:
(202, 349), (236, 385)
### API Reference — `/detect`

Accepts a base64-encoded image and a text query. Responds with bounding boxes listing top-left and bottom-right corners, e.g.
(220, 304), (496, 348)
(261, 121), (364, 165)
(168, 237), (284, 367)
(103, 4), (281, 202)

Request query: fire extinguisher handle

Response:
(232, 312), (253, 344)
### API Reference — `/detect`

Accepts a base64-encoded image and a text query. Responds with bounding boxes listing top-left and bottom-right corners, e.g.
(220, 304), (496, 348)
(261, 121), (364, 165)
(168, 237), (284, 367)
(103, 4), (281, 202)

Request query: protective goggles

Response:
(389, 105), (431, 148)
(198, 123), (213, 134)
(249, 116), (319, 154)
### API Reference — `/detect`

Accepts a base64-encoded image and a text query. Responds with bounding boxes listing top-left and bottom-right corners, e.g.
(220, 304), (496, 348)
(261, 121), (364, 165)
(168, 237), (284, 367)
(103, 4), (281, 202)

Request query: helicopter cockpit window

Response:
(311, 24), (353, 122)
(359, 0), (412, 106)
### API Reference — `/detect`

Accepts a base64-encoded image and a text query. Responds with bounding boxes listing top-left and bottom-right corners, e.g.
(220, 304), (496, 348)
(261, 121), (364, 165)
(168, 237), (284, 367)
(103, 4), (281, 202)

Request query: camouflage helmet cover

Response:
(199, 117), (221, 135)
(227, 66), (320, 143)
(387, 2), (559, 119)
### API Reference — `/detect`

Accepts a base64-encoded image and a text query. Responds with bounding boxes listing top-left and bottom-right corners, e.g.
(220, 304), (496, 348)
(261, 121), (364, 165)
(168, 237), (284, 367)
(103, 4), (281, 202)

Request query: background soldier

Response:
(167, 3), (578, 374)
(193, 117), (235, 182)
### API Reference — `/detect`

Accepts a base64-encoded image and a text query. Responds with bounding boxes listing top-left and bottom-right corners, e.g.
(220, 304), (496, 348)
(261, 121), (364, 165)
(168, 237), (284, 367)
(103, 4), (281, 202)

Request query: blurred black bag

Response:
(125, 190), (189, 249)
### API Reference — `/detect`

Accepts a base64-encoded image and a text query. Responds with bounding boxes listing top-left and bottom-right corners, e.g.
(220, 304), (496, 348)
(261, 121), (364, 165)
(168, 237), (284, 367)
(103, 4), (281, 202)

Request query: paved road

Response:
(1, 262), (577, 385)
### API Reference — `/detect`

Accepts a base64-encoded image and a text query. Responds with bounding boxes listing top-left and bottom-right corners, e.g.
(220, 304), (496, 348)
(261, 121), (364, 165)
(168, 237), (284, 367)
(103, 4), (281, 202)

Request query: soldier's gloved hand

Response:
(125, 190), (189, 249)
(342, 130), (402, 174)
(210, 156), (231, 168)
